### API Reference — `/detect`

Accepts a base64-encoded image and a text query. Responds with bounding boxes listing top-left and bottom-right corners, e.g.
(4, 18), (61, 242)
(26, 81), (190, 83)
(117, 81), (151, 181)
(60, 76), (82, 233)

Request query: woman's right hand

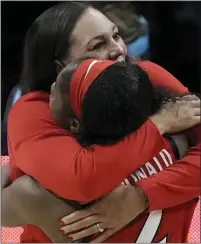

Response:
(150, 95), (200, 134)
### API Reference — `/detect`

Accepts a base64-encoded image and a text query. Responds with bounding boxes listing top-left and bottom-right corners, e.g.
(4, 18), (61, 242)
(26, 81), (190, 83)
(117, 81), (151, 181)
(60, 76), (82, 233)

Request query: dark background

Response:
(2, 1), (201, 118)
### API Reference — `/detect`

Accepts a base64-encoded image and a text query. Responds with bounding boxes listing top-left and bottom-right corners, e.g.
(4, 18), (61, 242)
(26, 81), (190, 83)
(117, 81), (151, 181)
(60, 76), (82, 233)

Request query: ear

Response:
(69, 117), (81, 134)
(54, 60), (65, 74)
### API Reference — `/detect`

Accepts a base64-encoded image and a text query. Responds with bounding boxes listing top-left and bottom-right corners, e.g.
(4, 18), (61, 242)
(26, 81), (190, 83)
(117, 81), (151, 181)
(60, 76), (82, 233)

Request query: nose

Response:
(109, 41), (125, 61)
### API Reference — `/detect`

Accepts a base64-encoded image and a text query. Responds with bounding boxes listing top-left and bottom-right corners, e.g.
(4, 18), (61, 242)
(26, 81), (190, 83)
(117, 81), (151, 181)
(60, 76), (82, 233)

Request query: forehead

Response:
(71, 8), (115, 46)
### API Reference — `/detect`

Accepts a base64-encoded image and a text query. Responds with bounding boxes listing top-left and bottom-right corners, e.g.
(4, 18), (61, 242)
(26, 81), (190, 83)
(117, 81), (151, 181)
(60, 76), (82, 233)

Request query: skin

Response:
(63, 8), (127, 63)
(49, 65), (75, 131)
(2, 6), (200, 243)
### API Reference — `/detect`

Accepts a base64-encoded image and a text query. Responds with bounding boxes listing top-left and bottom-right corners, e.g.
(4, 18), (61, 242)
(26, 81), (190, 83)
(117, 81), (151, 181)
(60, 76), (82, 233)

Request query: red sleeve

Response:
(8, 92), (166, 202)
(137, 144), (200, 211)
(137, 61), (189, 93)
(136, 61), (200, 210)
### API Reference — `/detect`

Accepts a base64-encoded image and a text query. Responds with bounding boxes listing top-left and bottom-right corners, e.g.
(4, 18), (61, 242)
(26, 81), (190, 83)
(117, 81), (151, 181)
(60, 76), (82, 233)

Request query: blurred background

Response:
(1, 2), (201, 243)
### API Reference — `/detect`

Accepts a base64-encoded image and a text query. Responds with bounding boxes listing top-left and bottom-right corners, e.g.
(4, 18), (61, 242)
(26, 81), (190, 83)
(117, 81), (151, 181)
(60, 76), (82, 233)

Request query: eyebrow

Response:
(87, 24), (117, 45)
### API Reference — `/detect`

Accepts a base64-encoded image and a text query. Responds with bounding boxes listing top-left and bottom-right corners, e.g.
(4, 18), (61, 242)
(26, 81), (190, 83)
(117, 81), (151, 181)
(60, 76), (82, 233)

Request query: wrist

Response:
(135, 185), (149, 212)
(127, 185), (149, 216)
(150, 115), (168, 135)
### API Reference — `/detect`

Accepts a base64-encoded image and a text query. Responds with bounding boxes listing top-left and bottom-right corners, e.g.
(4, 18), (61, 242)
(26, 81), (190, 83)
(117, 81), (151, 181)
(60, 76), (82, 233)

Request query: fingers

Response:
(192, 108), (201, 116)
(190, 100), (200, 116)
(61, 209), (94, 225)
(90, 228), (117, 243)
(63, 223), (104, 241)
(61, 214), (100, 234)
(178, 98), (200, 114)
(192, 116), (200, 124)
(182, 94), (199, 101)
(190, 99), (201, 108)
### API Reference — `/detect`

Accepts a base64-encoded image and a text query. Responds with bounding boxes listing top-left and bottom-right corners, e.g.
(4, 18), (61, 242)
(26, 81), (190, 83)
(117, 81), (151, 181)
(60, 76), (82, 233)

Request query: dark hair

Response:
(63, 62), (178, 146)
(78, 62), (153, 145)
(21, 2), (89, 94)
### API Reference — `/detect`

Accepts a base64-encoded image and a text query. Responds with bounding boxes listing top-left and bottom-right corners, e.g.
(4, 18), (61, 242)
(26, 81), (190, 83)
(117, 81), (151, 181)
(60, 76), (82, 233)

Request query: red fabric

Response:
(136, 61), (200, 211)
(70, 59), (116, 118)
(7, 61), (200, 243)
(8, 92), (165, 202)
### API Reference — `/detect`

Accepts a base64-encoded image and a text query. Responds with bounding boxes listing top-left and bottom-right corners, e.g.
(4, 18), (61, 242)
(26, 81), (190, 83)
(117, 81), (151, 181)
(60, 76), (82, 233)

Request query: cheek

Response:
(49, 98), (65, 127)
(49, 91), (62, 118)
(85, 50), (110, 60)
(49, 97), (59, 117)
(49, 98), (58, 124)
(67, 44), (86, 61)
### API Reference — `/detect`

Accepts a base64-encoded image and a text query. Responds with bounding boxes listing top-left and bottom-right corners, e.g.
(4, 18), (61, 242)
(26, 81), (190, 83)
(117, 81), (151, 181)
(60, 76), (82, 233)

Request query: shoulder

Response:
(9, 91), (50, 120)
(7, 91), (60, 145)
(11, 91), (49, 109)
(135, 61), (188, 93)
(136, 60), (169, 76)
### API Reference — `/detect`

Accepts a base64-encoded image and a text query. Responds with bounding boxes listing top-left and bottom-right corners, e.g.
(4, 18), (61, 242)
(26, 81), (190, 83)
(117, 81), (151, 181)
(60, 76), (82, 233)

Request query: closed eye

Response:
(93, 41), (105, 50)
(113, 32), (120, 40)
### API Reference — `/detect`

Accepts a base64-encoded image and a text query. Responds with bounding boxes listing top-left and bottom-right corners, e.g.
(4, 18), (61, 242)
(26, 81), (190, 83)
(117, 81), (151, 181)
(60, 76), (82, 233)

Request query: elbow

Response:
(66, 165), (107, 201)
(57, 150), (113, 201)
(68, 150), (103, 201)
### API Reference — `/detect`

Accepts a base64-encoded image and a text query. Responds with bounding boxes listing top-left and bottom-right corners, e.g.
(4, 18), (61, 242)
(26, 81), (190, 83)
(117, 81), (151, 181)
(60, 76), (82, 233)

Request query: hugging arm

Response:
(137, 135), (200, 211)
(136, 61), (200, 210)
(2, 165), (74, 242)
(8, 93), (200, 202)
(8, 94), (168, 202)
(2, 133), (193, 243)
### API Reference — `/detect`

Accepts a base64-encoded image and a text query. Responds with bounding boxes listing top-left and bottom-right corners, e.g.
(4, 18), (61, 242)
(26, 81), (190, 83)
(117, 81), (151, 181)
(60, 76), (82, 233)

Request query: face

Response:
(49, 81), (67, 128)
(51, 8), (127, 131)
(49, 65), (80, 132)
(65, 8), (127, 63)
(49, 72), (71, 130)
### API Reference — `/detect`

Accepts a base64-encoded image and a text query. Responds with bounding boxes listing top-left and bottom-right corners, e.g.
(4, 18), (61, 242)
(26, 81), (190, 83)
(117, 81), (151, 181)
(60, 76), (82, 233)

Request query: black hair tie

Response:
(164, 135), (180, 160)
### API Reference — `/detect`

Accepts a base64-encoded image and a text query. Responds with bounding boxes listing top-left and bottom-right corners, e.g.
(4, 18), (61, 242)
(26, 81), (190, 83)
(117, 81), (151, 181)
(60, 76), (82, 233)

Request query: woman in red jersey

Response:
(2, 2), (200, 243)
(47, 58), (200, 243)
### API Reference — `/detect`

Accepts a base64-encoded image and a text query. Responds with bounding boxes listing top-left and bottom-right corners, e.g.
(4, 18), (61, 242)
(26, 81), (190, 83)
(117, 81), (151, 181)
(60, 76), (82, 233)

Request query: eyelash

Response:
(113, 32), (120, 40)
(92, 32), (120, 51)
(93, 42), (105, 50)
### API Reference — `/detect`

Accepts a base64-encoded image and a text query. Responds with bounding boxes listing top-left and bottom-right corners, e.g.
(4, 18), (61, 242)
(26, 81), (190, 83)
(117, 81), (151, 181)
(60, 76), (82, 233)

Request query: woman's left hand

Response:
(60, 185), (148, 242)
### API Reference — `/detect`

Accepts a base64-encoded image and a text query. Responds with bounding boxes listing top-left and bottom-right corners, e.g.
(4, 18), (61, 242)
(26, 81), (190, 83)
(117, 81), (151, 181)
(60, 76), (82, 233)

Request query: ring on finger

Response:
(96, 223), (105, 233)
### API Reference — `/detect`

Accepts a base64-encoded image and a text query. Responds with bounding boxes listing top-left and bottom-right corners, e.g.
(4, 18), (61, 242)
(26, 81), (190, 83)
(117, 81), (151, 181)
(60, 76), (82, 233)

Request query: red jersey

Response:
(104, 147), (198, 243)
(8, 61), (200, 243)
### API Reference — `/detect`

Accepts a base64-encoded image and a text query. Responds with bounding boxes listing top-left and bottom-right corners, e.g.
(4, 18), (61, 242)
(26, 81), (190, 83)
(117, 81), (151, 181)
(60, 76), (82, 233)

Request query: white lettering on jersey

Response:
(130, 173), (138, 182)
(145, 162), (157, 176)
(153, 156), (163, 171)
(123, 148), (175, 243)
(124, 178), (131, 185)
(162, 149), (173, 165)
(135, 168), (148, 179)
